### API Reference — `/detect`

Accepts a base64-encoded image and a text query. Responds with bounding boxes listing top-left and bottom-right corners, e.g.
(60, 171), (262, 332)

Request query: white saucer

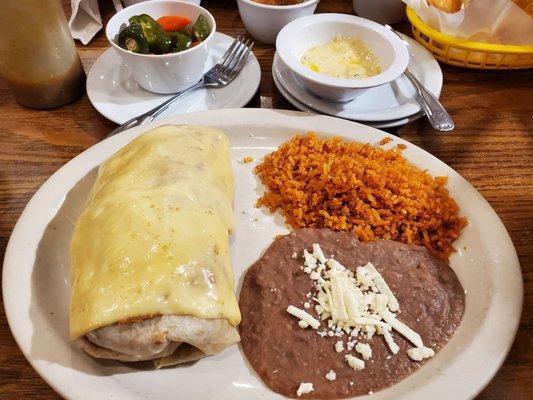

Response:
(87, 32), (261, 124)
(272, 33), (442, 122)
(273, 69), (424, 129)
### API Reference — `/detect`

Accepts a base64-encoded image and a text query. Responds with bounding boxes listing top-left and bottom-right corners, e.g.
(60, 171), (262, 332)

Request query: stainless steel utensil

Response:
(107, 35), (254, 137)
(386, 25), (454, 132)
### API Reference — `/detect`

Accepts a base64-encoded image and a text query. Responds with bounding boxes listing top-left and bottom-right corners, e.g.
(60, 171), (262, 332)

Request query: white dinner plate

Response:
(273, 34), (442, 122)
(3, 109), (522, 400)
(86, 32), (261, 124)
(273, 67), (424, 129)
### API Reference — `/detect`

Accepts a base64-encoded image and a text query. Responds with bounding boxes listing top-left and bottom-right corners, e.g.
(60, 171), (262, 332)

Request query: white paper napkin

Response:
(69, 0), (104, 45)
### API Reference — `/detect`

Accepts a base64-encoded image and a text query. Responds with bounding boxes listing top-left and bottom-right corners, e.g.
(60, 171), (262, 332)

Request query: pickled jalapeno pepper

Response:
(117, 13), (211, 55)
(192, 14), (210, 42)
(118, 24), (149, 54)
(169, 32), (192, 52)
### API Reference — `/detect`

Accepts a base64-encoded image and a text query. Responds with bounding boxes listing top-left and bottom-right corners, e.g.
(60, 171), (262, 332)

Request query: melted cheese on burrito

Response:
(69, 125), (241, 340)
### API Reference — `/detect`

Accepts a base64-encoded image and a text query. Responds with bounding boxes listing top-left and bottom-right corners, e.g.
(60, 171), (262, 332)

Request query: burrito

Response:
(69, 125), (241, 367)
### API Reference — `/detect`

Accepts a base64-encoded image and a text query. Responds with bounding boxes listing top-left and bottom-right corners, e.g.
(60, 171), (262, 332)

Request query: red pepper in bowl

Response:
(157, 15), (192, 32)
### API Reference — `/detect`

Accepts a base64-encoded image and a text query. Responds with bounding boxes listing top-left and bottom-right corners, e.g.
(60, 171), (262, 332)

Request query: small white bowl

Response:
(237, 0), (319, 45)
(106, 0), (214, 94)
(276, 13), (409, 102)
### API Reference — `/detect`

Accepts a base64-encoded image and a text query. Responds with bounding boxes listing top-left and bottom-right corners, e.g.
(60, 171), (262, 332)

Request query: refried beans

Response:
(239, 229), (465, 398)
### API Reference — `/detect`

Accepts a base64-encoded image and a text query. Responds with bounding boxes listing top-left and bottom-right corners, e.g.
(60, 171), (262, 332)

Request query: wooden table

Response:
(0, 0), (531, 398)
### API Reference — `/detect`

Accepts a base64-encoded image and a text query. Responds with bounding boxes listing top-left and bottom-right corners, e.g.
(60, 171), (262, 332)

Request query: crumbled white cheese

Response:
(364, 262), (399, 312)
(312, 243), (327, 264)
(292, 245), (432, 371)
(329, 272), (350, 322)
(325, 370), (337, 381)
(298, 320), (309, 329)
(345, 354), (365, 371)
(373, 293), (389, 313)
(363, 292), (376, 306)
(291, 252), (298, 259)
(287, 305), (321, 329)
(326, 258), (344, 271)
(343, 284), (363, 321)
(364, 324), (376, 339)
(369, 391), (374, 395)
(355, 343), (372, 360)
(383, 329), (400, 355)
(356, 266), (375, 289)
(352, 317), (389, 328)
(310, 271), (321, 280)
(320, 311), (331, 321)
(350, 382), (354, 386)
(303, 249), (317, 269)
(381, 310), (423, 348)
(407, 346), (435, 361)
(296, 382), (314, 397)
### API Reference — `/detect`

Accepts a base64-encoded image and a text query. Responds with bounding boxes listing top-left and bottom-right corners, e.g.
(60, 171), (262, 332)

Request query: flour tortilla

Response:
(78, 314), (240, 367)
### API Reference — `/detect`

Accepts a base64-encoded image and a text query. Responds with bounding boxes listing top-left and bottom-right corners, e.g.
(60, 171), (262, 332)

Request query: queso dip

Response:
(300, 35), (381, 79)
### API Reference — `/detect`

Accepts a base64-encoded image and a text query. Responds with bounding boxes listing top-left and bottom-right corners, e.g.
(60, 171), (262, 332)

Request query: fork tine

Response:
(216, 37), (245, 74)
(227, 39), (254, 80)
(227, 41), (252, 80)
(209, 35), (242, 74)
(215, 35), (245, 72)
(221, 37), (250, 76)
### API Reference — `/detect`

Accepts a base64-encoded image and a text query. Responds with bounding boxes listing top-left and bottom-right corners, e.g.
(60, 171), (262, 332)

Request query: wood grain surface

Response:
(0, 0), (531, 398)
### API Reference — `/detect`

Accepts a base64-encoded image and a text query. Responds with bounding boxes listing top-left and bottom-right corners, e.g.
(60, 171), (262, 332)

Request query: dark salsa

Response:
(117, 14), (211, 55)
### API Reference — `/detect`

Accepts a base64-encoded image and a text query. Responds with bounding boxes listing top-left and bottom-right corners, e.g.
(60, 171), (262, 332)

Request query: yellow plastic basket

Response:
(406, 7), (533, 69)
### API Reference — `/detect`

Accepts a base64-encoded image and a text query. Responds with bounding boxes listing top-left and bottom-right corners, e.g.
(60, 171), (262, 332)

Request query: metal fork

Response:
(107, 35), (254, 137)
(385, 26), (454, 132)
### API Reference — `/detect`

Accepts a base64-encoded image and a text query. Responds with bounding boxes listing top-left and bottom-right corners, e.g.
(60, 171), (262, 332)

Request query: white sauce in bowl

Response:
(300, 35), (381, 79)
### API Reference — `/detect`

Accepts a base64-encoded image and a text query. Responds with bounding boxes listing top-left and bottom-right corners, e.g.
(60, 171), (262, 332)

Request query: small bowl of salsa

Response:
(237, 0), (319, 45)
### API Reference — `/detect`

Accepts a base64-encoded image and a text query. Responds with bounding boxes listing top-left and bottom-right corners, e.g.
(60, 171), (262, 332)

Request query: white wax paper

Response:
(403, 0), (533, 45)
